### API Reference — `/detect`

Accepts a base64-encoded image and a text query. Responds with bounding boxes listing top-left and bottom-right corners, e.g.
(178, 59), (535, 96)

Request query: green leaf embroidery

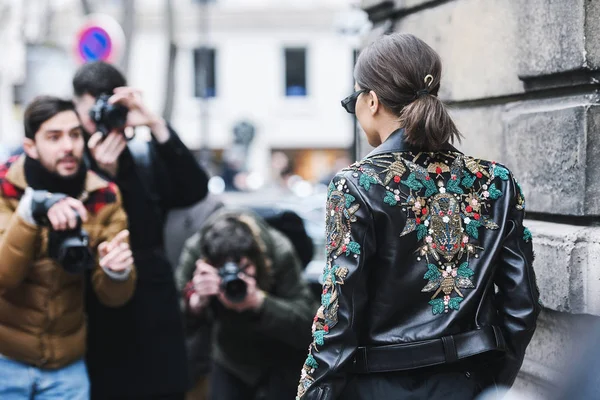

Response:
(321, 293), (332, 307)
(447, 178), (464, 194)
(328, 182), (335, 196)
(424, 264), (441, 280)
(523, 227), (532, 243)
(359, 174), (378, 191)
(346, 241), (361, 256)
(488, 183), (502, 199)
(457, 262), (474, 278)
(494, 165), (510, 181)
(305, 354), (319, 369)
(313, 330), (327, 346)
(429, 299), (445, 315)
(401, 173), (424, 191)
(466, 220), (482, 239)
(417, 224), (428, 241)
(384, 191), (398, 206)
(448, 297), (464, 310)
(421, 178), (438, 197)
(462, 173), (476, 188)
(344, 194), (356, 208)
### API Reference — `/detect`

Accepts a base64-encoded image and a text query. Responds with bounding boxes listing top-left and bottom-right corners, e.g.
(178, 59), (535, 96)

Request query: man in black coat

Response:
(72, 61), (209, 399)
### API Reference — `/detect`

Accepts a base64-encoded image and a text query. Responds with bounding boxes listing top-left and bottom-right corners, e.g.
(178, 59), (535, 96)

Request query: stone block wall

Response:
(359, 0), (600, 397)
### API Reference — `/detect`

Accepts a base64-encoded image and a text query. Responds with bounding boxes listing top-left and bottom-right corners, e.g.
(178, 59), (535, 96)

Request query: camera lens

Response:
(49, 224), (94, 275)
(224, 279), (248, 303)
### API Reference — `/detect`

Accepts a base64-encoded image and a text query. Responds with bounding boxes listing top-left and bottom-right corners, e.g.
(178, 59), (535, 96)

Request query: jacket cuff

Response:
(152, 125), (186, 158)
(16, 188), (37, 226)
(101, 265), (132, 281)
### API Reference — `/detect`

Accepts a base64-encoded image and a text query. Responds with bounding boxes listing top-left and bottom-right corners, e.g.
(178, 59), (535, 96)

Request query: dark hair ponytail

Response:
(354, 33), (461, 150)
(399, 93), (460, 150)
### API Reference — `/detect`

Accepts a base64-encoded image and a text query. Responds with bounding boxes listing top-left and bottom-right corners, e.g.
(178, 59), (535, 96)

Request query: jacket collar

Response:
(365, 128), (461, 158)
(6, 155), (109, 194)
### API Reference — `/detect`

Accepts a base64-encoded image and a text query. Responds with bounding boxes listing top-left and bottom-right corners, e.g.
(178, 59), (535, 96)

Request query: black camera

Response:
(48, 214), (95, 275)
(89, 94), (129, 136)
(218, 262), (247, 303)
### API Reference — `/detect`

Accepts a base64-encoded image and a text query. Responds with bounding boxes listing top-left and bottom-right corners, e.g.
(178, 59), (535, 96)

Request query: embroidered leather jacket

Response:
(297, 130), (541, 399)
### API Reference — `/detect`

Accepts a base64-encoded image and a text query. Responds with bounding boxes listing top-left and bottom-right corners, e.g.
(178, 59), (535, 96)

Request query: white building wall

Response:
(4, 0), (363, 175)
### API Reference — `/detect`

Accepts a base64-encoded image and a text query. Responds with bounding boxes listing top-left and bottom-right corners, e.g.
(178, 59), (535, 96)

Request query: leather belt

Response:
(348, 325), (505, 374)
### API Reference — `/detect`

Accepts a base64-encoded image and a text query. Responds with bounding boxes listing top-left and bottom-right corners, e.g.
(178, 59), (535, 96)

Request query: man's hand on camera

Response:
(88, 131), (128, 178)
(217, 272), (266, 313)
(109, 87), (170, 143)
(191, 260), (266, 313)
(47, 197), (88, 231)
(98, 230), (133, 273)
(190, 260), (221, 313)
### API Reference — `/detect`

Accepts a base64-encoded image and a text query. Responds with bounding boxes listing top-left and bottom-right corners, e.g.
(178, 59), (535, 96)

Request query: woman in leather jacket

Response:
(296, 33), (542, 400)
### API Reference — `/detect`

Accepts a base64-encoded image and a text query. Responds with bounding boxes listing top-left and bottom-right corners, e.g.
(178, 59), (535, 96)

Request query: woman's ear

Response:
(369, 91), (381, 115)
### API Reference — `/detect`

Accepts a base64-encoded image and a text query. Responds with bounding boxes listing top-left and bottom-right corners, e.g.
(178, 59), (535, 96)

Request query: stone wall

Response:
(359, 0), (600, 397)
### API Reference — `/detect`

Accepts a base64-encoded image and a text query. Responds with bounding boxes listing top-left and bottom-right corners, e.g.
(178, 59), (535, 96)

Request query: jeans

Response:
(0, 354), (90, 399)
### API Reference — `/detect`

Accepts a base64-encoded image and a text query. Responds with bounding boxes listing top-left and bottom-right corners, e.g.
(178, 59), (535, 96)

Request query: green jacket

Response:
(175, 209), (317, 385)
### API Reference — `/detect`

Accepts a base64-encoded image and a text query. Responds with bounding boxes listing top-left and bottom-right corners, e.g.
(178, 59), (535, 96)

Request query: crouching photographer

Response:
(176, 210), (317, 400)
(0, 96), (136, 399)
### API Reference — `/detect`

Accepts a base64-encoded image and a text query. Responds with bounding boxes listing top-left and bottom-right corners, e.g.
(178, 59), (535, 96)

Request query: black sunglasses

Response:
(341, 89), (369, 114)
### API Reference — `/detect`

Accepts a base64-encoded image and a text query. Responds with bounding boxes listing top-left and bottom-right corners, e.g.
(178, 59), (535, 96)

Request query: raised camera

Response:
(89, 94), (129, 136)
(218, 262), (248, 303)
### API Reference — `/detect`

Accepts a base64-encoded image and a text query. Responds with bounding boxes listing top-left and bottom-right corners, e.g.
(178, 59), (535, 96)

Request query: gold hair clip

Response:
(424, 74), (434, 87)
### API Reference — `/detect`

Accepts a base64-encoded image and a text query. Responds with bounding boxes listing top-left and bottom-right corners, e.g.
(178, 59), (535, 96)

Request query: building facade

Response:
(5, 0), (366, 184)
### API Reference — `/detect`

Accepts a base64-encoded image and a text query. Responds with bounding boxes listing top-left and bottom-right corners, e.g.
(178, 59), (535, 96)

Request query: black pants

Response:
(208, 363), (297, 400)
(340, 358), (497, 400)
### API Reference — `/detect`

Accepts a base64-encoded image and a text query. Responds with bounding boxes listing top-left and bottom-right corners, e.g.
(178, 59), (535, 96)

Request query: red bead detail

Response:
(335, 207), (340, 212)
(323, 288), (328, 294)
(436, 167), (442, 174)
(461, 243), (465, 248)
(451, 175), (457, 180)
(474, 213), (481, 220)
(432, 244), (437, 249)
(394, 176), (401, 183)
(416, 217), (421, 224)
(454, 244), (459, 249)
(324, 325), (330, 332)
(465, 206), (473, 213)
(314, 316), (319, 322)
(476, 172), (483, 179)
(425, 176), (431, 181)
(342, 245), (347, 252)
(439, 211), (445, 216)
(422, 208), (428, 215)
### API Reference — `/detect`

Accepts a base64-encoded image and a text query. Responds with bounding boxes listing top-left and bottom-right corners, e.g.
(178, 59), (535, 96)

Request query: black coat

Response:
(85, 128), (209, 398)
(297, 129), (542, 399)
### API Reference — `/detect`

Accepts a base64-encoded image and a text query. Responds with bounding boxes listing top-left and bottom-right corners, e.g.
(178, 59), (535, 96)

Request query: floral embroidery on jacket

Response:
(297, 178), (358, 399)
(349, 152), (508, 315)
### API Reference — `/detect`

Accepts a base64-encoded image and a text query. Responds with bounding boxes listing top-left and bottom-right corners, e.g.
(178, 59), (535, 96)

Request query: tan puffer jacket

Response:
(0, 155), (136, 369)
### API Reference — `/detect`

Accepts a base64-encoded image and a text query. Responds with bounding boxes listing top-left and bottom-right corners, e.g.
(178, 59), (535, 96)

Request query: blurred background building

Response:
(360, 0), (600, 399)
(1, 0), (370, 190)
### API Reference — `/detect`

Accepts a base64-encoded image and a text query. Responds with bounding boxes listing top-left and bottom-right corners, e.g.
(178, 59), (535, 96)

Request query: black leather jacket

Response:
(297, 130), (541, 400)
